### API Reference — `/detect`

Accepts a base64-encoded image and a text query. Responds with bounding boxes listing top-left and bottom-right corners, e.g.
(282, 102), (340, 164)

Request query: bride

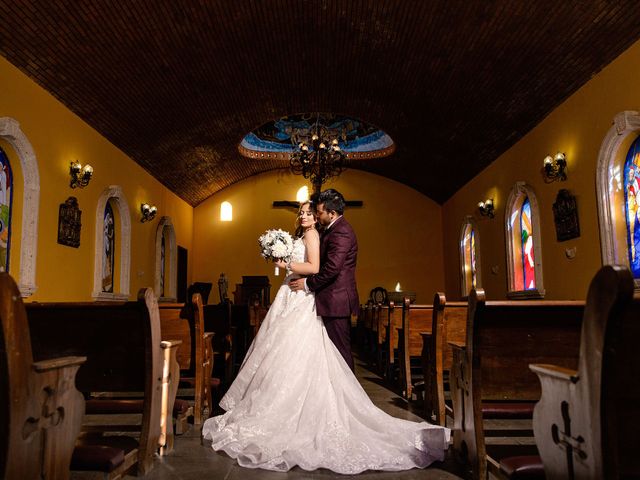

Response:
(202, 201), (450, 474)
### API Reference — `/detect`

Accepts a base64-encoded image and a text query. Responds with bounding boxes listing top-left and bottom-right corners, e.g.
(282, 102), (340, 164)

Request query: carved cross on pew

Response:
(457, 358), (471, 433)
(22, 386), (64, 480)
(551, 400), (587, 480)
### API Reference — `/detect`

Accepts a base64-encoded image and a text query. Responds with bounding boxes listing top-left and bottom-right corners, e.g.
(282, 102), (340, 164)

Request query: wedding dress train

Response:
(202, 239), (450, 474)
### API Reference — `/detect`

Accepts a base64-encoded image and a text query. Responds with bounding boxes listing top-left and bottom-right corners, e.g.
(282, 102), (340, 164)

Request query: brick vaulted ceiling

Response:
(2, 1), (640, 206)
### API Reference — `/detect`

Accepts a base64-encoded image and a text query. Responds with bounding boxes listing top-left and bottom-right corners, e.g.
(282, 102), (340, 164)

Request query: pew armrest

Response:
(529, 363), (579, 383)
(420, 332), (432, 339)
(33, 355), (87, 372)
(448, 340), (465, 352)
(160, 339), (183, 349)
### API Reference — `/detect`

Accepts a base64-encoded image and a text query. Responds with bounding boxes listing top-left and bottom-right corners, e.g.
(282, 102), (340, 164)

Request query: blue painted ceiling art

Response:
(239, 113), (395, 160)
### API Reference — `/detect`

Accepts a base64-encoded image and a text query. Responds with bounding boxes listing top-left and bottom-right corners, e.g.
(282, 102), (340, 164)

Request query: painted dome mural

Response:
(239, 113), (395, 160)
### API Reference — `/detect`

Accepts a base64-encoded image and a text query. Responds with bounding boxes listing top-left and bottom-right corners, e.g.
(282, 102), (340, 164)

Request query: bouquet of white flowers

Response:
(258, 229), (294, 276)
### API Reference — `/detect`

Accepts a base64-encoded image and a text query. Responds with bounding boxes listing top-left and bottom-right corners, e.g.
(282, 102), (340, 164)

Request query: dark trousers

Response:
(323, 316), (354, 372)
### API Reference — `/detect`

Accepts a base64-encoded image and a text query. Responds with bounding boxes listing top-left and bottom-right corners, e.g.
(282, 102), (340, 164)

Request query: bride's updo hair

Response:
(294, 200), (319, 238)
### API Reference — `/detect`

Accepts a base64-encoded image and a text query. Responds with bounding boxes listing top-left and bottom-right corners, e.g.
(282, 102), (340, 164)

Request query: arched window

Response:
(155, 216), (177, 301)
(625, 138), (640, 277)
(0, 117), (40, 297)
(459, 215), (481, 297)
(596, 110), (640, 289)
(505, 182), (545, 298)
(0, 147), (13, 273)
(93, 185), (131, 301)
(102, 201), (115, 293)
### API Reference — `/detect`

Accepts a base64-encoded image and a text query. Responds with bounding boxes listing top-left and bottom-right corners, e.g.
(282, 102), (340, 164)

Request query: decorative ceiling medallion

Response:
(239, 113), (395, 160)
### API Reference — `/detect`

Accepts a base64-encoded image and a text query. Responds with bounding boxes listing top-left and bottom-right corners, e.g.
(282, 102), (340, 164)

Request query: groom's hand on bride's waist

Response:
(289, 278), (306, 292)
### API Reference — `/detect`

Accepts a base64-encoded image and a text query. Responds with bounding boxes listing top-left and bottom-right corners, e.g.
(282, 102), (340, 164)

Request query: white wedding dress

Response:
(202, 238), (450, 474)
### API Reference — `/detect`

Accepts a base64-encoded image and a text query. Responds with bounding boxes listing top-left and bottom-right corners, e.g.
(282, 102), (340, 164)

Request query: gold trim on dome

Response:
(238, 142), (395, 160)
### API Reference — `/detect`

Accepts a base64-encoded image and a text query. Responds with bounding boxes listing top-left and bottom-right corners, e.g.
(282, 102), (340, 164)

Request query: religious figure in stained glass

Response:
(102, 202), (115, 293)
(160, 232), (166, 297)
(0, 147), (12, 273)
(624, 137), (640, 278)
(509, 195), (536, 291)
(521, 198), (536, 290)
(470, 230), (477, 289)
(461, 224), (477, 294)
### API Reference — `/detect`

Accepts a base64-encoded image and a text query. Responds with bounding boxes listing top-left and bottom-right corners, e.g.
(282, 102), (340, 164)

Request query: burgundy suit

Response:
(306, 216), (359, 370)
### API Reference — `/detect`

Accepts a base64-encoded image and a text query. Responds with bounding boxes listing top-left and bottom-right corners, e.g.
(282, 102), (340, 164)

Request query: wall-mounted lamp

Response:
(220, 201), (233, 221)
(140, 203), (157, 223)
(542, 152), (567, 183)
(478, 198), (495, 218)
(69, 161), (93, 188)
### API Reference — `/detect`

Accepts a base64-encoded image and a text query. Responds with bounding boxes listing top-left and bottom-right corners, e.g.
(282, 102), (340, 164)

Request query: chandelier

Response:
(289, 120), (347, 194)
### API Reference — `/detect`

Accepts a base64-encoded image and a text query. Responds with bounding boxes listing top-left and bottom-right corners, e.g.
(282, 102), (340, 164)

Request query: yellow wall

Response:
(0, 56), (194, 301)
(193, 169), (445, 305)
(442, 38), (640, 300)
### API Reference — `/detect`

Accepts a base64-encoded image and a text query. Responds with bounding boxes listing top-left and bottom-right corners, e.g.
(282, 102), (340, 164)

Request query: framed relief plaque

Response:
(58, 196), (82, 248)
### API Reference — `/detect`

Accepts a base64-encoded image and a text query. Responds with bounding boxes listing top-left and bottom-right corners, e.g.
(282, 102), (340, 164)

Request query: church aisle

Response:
(130, 352), (462, 479)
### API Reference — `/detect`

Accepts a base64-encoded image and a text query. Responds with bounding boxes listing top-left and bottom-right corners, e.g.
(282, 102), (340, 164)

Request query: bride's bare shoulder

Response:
(303, 228), (320, 243)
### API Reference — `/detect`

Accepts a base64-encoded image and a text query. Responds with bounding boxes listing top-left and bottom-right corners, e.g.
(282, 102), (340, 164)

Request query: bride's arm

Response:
(286, 230), (320, 275)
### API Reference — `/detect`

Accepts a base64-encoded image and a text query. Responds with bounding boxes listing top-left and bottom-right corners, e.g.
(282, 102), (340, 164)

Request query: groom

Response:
(290, 189), (359, 371)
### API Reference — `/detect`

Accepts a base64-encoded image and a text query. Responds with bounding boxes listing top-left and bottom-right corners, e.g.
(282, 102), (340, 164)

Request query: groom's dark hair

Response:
(318, 189), (345, 215)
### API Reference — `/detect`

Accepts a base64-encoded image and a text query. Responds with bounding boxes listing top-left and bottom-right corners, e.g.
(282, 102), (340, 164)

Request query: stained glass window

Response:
(461, 223), (478, 294)
(624, 137), (640, 278)
(509, 194), (536, 292)
(160, 232), (166, 297)
(0, 147), (12, 273)
(460, 216), (481, 297)
(102, 201), (115, 293)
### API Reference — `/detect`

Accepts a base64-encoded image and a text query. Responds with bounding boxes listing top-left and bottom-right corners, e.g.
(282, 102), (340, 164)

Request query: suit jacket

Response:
(306, 216), (359, 317)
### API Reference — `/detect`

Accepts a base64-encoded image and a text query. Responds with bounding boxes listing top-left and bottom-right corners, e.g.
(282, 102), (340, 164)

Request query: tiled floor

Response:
(129, 353), (465, 479)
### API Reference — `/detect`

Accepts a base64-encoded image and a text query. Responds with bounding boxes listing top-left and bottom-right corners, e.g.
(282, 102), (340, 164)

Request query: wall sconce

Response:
(478, 198), (495, 218)
(542, 152), (567, 183)
(140, 203), (157, 223)
(220, 201), (232, 221)
(69, 161), (93, 188)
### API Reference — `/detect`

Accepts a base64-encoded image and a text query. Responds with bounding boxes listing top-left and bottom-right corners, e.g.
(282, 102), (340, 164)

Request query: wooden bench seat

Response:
(26, 289), (163, 477)
(422, 292), (467, 425)
(205, 302), (235, 384)
(398, 300), (433, 399)
(530, 265), (640, 479)
(450, 290), (585, 480)
(0, 272), (86, 480)
(383, 301), (402, 382)
(159, 294), (216, 425)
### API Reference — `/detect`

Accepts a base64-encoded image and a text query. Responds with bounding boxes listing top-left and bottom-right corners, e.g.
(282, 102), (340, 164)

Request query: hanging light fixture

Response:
(289, 115), (347, 195)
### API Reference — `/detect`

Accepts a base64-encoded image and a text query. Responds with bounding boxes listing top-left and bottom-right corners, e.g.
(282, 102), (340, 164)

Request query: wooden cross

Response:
(457, 357), (471, 433)
(22, 386), (64, 480)
(551, 400), (587, 480)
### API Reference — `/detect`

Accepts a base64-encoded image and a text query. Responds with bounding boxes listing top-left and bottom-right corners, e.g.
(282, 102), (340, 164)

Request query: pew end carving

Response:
(1, 272), (87, 480)
(531, 265), (640, 479)
(451, 287), (585, 480)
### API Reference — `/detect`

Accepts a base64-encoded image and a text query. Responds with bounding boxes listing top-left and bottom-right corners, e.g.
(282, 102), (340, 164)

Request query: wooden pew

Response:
(204, 302), (235, 384)
(0, 273), (86, 480)
(375, 303), (389, 376)
(26, 288), (163, 477)
(450, 290), (584, 480)
(383, 301), (402, 382)
(398, 299), (433, 400)
(158, 295), (215, 426)
(421, 293), (467, 425)
(248, 300), (268, 339)
(531, 265), (640, 479)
